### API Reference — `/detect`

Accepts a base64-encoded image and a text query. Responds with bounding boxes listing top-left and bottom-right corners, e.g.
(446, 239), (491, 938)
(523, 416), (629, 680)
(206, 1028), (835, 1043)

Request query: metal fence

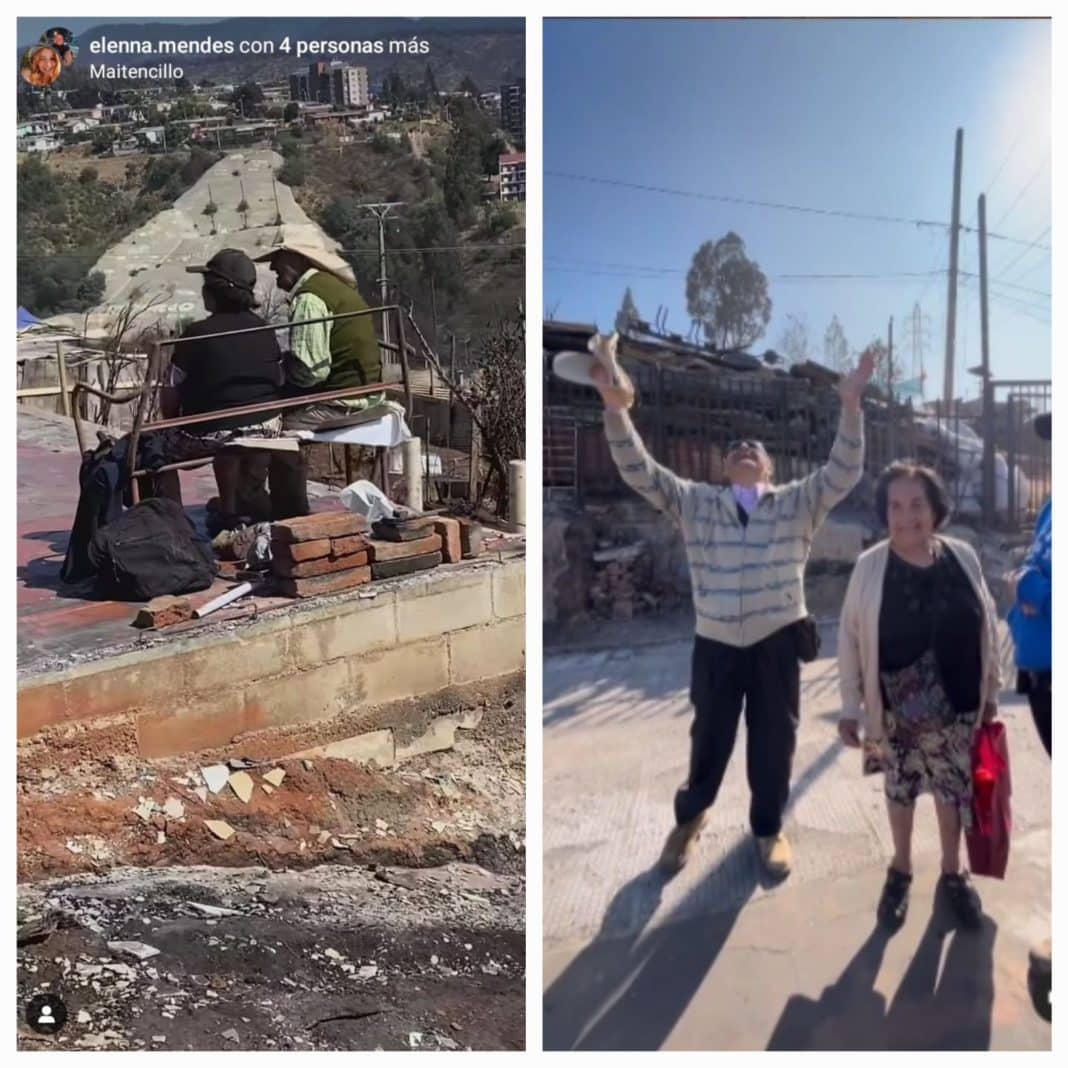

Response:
(544, 350), (1050, 532)
(985, 379), (1052, 530)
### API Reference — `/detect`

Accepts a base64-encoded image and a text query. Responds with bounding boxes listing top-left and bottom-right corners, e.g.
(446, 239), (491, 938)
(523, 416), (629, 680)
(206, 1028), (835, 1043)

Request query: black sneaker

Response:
(877, 867), (912, 932)
(939, 871), (983, 930)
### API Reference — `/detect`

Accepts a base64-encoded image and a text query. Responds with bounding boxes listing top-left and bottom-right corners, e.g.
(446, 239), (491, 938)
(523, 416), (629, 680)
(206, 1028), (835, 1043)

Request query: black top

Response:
(878, 541), (983, 715)
(173, 310), (283, 433)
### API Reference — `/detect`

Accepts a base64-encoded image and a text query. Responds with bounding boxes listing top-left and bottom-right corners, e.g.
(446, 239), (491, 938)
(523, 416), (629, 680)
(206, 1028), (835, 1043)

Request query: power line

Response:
(546, 170), (1050, 250)
(991, 224), (1051, 283)
(960, 275), (1050, 324)
(990, 153), (1050, 232)
(548, 170), (948, 229)
(545, 256), (944, 282)
(958, 270), (1049, 300)
(984, 129), (1026, 199)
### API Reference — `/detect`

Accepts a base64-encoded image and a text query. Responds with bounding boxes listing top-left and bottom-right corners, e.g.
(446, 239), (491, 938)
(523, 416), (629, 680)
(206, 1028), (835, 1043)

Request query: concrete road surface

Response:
(543, 623), (1051, 1051)
(50, 148), (343, 335)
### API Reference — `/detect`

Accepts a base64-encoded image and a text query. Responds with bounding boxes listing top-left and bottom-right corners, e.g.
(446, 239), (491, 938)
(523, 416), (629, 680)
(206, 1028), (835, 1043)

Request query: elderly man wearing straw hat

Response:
(254, 242), (389, 515)
(254, 242), (385, 428)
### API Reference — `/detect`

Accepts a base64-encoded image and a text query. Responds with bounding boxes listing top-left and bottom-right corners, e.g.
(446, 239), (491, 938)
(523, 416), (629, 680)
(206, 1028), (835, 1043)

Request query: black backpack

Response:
(88, 497), (218, 601)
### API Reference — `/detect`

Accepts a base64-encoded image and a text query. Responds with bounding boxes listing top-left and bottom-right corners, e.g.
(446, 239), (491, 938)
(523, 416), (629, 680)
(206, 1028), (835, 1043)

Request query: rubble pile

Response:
(17, 861), (524, 1051)
(588, 542), (656, 621)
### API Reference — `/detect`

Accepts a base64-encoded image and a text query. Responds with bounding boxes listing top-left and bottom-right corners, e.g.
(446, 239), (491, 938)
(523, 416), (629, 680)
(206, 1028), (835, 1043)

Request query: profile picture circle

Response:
(21, 45), (62, 87)
(25, 993), (68, 1035)
(42, 26), (77, 68)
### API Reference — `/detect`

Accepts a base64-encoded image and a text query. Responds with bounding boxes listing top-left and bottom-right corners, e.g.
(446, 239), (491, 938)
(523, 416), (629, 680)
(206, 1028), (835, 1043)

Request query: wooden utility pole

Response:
(943, 127), (964, 408)
(887, 316), (894, 400)
(887, 316), (896, 459)
(978, 192), (995, 525)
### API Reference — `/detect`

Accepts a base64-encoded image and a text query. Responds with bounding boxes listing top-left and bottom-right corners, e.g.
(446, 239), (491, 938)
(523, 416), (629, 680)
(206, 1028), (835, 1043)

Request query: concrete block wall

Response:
(17, 558), (525, 760)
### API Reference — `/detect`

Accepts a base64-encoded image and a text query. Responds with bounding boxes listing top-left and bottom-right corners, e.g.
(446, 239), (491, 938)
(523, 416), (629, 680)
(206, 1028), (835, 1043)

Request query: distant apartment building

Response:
(499, 152), (526, 202)
(290, 63), (369, 108)
(478, 91), (502, 113)
(331, 64), (369, 108)
(259, 81), (290, 106)
(500, 79), (525, 141)
(21, 134), (60, 154)
(289, 62), (331, 104)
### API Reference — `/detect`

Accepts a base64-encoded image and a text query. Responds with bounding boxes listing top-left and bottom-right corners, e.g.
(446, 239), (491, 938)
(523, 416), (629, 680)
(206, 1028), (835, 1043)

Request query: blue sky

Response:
(544, 18), (1051, 401)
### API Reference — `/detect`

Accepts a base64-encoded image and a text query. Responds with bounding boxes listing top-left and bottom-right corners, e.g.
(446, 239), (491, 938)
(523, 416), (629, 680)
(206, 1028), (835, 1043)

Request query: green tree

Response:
(459, 75), (481, 96)
(90, 127), (116, 155)
(277, 154), (305, 186)
(231, 82), (265, 117)
(443, 98), (493, 226)
(423, 64), (439, 103)
(383, 70), (409, 106)
(284, 101), (299, 123)
(685, 232), (771, 350)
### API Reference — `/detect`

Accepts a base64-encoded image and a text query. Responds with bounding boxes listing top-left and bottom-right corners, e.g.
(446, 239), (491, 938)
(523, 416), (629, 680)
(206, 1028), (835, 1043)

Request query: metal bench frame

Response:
(70, 304), (413, 503)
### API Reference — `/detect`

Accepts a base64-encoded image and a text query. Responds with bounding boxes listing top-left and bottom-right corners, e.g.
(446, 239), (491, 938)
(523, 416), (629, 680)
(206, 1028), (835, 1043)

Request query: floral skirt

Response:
(882, 714), (977, 829)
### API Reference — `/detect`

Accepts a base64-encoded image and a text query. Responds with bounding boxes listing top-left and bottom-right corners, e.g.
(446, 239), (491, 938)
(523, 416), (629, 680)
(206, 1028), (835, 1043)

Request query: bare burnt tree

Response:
(405, 304), (525, 516)
(466, 309), (525, 514)
(83, 287), (171, 426)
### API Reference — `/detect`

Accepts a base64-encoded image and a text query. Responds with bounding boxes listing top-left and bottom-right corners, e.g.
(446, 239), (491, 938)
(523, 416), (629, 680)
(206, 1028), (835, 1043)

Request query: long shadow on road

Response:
(767, 909), (995, 1050)
(543, 738), (842, 1050)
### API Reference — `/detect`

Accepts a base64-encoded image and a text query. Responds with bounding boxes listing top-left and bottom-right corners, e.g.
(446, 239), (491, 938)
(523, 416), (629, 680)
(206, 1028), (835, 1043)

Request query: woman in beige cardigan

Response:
(838, 462), (1002, 932)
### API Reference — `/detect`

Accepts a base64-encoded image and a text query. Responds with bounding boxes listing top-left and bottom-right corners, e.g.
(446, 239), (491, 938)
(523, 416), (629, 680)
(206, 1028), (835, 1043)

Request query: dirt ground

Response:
(42, 143), (155, 184)
(17, 684), (525, 1050)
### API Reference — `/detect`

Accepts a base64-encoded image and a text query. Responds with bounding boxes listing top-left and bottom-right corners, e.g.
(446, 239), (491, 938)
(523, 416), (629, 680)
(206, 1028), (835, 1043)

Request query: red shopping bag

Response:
(966, 721), (1012, 879)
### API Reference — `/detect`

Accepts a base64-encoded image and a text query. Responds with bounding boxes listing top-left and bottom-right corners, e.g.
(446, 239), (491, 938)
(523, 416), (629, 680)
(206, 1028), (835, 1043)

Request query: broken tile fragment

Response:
(228, 771), (254, 804)
(263, 768), (286, 788)
(201, 765), (229, 794)
(205, 820), (236, 841)
(107, 940), (160, 961)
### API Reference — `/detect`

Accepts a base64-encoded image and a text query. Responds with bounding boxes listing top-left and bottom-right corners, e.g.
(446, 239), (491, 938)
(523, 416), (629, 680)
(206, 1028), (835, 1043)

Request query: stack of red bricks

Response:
(272, 512), (465, 598)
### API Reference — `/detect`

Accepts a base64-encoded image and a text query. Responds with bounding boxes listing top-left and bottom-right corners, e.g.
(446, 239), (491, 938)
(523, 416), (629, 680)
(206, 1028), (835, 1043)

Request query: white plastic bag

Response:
(338, 480), (398, 524)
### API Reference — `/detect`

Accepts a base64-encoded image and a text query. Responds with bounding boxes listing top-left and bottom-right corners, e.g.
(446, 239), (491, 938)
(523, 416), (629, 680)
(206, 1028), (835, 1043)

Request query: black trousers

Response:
(675, 625), (801, 837)
(1019, 671), (1052, 757)
(267, 453), (310, 519)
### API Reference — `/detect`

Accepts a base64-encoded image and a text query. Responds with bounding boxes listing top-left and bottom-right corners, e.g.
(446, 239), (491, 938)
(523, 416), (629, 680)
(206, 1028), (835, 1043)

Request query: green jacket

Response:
(292, 270), (381, 389)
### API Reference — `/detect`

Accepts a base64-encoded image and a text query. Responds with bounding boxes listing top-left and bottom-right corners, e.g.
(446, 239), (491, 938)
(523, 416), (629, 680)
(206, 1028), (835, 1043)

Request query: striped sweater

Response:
(605, 408), (865, 647)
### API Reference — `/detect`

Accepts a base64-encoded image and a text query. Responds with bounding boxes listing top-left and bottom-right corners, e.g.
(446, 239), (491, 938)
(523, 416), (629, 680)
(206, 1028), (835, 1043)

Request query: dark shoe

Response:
(939, 870), (983, 930)
(1028, 939), (1052, 1021)
(877, 867), (912, 932)
(659, 813), (707, 875)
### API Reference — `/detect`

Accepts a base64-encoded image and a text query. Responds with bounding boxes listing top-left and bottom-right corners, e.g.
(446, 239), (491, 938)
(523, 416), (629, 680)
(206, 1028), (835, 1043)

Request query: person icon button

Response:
(26, 993), (68, 1035)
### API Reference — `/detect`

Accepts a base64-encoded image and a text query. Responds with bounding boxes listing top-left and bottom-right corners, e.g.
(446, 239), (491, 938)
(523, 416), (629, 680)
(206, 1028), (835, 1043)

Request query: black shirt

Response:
(173, 310), (283, 433)
(878, 540), (983, 715)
